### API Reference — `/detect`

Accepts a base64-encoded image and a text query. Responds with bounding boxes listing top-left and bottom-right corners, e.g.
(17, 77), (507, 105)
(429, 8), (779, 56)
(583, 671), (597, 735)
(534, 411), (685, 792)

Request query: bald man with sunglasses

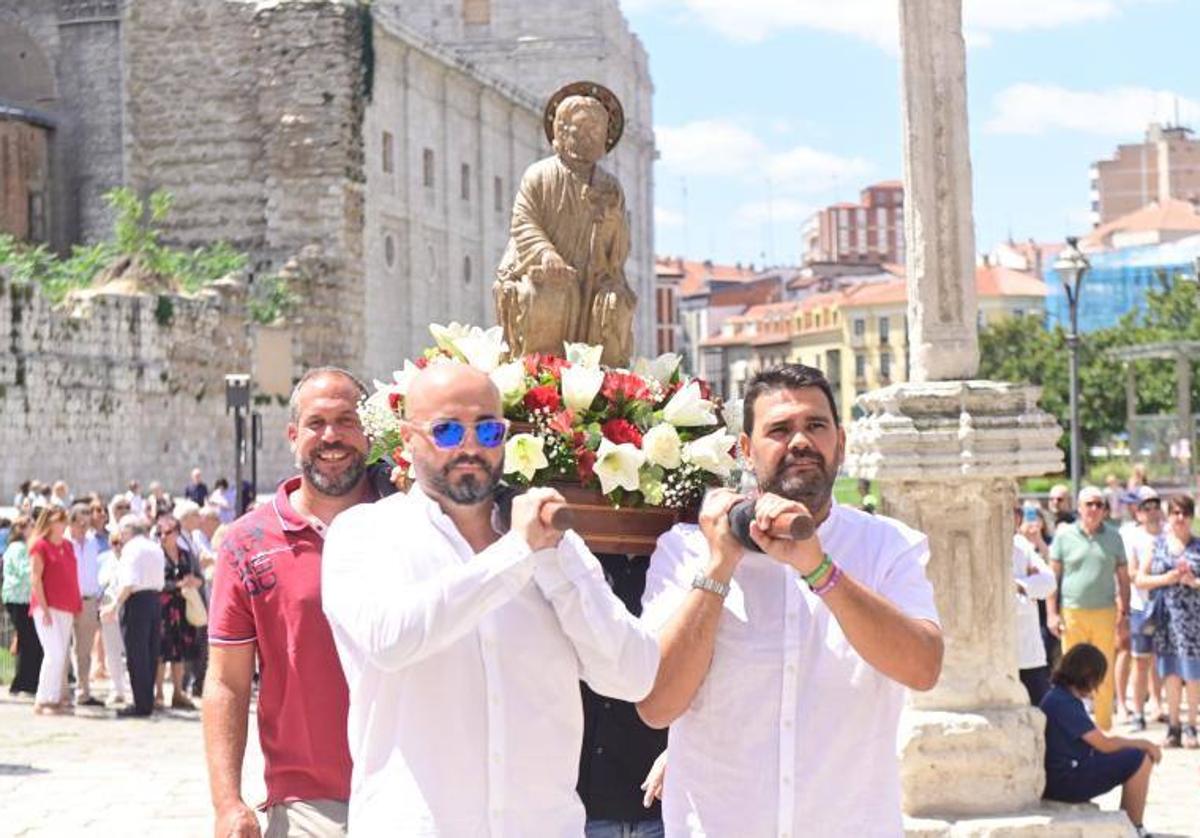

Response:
(321, 363), (660, 836)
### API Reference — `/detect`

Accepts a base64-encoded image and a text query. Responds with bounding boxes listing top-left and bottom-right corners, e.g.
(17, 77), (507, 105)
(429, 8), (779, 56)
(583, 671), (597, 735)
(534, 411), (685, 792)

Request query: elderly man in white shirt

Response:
(322, 363), (659, 836)
(1013, 504), (1057, 705)
(637, 364), (943, 837)
(101, 514), (166, 717)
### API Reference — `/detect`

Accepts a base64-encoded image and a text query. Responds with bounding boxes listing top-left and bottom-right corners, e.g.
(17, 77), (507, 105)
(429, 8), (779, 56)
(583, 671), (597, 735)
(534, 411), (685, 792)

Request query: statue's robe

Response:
(495, 155), (635, 366)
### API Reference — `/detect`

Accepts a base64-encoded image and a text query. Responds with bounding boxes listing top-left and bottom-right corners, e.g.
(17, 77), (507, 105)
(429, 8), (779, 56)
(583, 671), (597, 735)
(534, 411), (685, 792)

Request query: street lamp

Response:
(1054, 237), (1090, 499)
(225, 374), (251, 514)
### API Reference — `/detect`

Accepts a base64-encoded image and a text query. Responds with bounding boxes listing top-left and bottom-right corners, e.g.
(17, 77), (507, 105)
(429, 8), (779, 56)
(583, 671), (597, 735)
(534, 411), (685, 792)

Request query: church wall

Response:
(361, 21), (545, 377)
(0, 268), (250, 498)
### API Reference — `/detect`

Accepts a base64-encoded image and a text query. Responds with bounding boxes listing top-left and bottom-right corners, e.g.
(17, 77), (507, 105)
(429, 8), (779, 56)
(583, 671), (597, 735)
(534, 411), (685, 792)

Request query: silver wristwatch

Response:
(691, 572), (730, 599)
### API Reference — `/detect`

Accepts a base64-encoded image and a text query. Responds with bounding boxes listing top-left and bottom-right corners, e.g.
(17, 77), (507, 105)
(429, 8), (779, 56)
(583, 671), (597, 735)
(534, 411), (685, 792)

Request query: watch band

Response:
(692, 572), (730, 599)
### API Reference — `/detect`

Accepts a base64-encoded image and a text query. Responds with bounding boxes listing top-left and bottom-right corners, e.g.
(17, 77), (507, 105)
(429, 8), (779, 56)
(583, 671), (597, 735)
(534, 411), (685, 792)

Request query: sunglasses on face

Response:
(411, 418), (509, 450)
(1082, 501), (1106, 509)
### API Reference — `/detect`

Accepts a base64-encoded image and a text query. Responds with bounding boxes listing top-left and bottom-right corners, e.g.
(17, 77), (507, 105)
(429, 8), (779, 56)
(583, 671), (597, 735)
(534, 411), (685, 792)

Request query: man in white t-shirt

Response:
(1122, 485), (1165, 730)
(638, 364), (943, 837)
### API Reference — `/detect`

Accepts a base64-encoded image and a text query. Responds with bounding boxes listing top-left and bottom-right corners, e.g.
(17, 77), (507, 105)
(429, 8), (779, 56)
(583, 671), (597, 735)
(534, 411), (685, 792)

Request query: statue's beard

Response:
(557, 136), (604, 167)
(756, 447), (839, 513)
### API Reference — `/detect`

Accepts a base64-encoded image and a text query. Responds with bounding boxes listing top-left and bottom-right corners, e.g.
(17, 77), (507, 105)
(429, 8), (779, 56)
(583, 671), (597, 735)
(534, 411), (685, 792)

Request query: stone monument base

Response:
(906, 801), (1134, 837)
(900, 708), (1045, 816)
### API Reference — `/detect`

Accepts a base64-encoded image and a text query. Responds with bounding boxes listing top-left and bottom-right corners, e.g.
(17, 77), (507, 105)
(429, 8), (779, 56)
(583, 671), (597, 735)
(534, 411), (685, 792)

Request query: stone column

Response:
(841, 1), (1135, 833)
(899, 0), (979, 383)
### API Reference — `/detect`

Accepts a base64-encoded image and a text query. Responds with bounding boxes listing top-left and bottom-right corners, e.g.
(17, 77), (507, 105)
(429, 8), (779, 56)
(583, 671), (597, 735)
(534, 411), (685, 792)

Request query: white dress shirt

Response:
(70, 531), (106, 597)
(1012, 535), (1056, 670)
(642, 503), (939, 838)
(117, 535), (166, 593)
(322, 484), (660, 836)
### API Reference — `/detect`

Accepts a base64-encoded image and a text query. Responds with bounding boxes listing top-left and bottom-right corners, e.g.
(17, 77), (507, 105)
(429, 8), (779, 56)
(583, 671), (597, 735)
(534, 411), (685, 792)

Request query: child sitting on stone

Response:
(1040, 643), (1160, 835)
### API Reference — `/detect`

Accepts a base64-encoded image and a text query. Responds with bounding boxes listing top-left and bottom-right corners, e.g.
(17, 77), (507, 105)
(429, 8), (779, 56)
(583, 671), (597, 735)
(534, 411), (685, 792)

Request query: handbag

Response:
(181, 586), (208, 628)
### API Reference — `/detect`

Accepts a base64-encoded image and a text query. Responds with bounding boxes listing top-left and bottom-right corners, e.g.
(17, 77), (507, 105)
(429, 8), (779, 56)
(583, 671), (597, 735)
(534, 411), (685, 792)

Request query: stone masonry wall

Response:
(123, 0), (368, 373)
(0, 268), (251, 499)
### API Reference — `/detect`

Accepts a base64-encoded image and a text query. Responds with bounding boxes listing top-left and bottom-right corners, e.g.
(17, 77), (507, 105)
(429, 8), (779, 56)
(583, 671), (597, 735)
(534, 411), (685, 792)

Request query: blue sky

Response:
(623, 0), (1200, 268)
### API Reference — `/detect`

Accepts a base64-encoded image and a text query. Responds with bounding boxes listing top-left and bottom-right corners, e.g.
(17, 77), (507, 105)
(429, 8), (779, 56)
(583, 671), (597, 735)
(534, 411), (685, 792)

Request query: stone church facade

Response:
(0, 0), (654, 491)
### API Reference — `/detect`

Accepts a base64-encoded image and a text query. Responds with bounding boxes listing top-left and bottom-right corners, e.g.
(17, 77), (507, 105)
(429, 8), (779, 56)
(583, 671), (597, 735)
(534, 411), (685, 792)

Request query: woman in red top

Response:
(29, 506), (82, 714)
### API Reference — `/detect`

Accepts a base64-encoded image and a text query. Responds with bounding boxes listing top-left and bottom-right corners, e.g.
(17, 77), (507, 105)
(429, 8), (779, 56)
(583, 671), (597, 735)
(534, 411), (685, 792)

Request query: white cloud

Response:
(985, 83), (1200, 135)
(733, 198), (815, 227)
(626, 0), (1141, 50)
(656, 119), (871, 187)
(655, 120), (764, 177)
(655, 206), (684, 228)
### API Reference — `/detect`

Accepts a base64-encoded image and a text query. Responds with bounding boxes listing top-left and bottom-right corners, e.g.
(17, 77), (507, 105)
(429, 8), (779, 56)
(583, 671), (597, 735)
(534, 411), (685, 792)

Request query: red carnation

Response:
(576, 448), (597, 485)
(601, 371), (651, 403)
(523, 384), (562, 413)
(601, 418), (643, 447)
(414, 356), (430, 369)
(387, 391), (403, 413)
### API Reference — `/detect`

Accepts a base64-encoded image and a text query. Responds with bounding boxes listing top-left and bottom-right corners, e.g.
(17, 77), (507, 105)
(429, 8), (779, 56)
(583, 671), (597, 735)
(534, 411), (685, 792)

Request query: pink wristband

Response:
(812, 564), (843, 597)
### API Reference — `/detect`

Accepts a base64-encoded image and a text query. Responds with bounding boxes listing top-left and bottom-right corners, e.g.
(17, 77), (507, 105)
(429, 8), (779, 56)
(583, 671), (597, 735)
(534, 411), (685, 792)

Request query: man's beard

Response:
(299, 444), (367, 498)
(757, 447), (839, 512)
(427, 454), (504, 506)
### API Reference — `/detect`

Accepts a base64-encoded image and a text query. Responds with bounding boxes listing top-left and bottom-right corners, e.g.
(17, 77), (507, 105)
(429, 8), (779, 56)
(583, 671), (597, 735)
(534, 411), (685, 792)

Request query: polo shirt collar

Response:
(274, 474), (383, 536)
(273, 476), (315, 534)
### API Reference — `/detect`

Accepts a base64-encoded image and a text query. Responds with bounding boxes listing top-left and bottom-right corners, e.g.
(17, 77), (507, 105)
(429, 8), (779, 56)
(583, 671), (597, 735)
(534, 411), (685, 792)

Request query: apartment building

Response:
(802, 181), (905, 266)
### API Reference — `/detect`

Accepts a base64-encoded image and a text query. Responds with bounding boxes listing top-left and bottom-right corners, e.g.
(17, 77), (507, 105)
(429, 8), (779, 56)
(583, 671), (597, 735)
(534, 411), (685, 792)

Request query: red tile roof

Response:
(838, 265), (1046, 308)
(655, 256), (757, 297)
(1081, 199), (1200, 250)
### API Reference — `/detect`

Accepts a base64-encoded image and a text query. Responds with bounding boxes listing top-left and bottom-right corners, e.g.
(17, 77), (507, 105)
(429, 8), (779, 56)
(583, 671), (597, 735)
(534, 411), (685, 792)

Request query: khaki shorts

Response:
(264, 799), (348, 838)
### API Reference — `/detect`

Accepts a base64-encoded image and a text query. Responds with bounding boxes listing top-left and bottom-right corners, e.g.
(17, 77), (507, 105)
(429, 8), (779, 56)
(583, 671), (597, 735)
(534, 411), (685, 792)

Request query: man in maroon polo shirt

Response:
(203, 367), (377, 838)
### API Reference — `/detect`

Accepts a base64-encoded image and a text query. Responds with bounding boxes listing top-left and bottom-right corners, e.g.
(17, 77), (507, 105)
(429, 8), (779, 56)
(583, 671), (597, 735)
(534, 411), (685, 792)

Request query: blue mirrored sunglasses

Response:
(419, 418), (509, 449)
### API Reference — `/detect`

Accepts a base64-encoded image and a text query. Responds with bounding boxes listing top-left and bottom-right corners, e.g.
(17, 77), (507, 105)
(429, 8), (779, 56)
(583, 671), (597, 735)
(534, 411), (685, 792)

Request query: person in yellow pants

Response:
(1050, 486), (1131, 732)
(1061, 606), (1123, 730)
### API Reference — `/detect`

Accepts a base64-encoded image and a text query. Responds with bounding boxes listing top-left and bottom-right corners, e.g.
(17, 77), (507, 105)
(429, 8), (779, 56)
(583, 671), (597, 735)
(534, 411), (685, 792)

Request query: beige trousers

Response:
(264, 799), (348, 838)
(72, 597), (100, 700)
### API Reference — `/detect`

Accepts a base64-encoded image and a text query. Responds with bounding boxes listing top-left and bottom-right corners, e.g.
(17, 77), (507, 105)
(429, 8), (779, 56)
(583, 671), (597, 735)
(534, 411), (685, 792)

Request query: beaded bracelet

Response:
(812, 564), (843, 597)
(801, 553), (833, 587)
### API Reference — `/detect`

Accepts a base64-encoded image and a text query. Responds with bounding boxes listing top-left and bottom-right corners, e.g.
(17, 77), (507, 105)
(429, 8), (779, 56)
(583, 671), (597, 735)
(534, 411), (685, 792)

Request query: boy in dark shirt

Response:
(1040, 643), (1160, 835)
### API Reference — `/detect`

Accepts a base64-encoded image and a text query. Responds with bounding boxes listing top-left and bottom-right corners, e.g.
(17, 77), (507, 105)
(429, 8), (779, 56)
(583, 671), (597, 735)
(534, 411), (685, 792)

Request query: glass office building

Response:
(1045, 234), (1200, 333)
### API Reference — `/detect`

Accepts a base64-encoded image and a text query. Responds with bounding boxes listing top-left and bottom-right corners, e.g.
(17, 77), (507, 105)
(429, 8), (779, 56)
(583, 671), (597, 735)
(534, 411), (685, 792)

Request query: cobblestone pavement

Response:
(0, 685), (263, 837)
(1, 683), (1197, 836)
(1096, 711), (1200, 837)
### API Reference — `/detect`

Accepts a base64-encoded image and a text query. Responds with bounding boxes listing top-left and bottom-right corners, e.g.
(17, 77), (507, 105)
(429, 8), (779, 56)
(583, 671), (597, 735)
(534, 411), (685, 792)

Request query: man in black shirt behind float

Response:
(578, 553), (668, 838)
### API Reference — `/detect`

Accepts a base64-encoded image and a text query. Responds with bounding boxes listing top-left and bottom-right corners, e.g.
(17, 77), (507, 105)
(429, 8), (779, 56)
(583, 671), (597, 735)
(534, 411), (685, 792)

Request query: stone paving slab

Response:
(0, 688), (1196, 836)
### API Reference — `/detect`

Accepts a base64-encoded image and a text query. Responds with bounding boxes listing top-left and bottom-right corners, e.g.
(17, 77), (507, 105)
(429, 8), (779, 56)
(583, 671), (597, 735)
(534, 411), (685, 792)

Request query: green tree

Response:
(979, 273), (1200, 468)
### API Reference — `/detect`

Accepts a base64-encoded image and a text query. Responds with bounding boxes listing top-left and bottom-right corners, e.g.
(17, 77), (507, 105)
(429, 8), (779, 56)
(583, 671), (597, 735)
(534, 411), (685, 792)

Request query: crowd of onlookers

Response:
(1010, 468), (1199, 828)
(0, 470), (243, 716)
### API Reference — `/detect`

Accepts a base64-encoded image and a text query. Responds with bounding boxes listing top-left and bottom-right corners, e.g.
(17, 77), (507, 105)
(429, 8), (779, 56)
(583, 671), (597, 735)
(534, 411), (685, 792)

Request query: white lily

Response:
(593, 437), (646, 495)
(561, 365), (605, 411)
(390, 360), (422, 396)
(564, 342), (603, 369)
(503, 433), (549, 482)
(641, 423), (683, 469)
(633, 352), (682, 386)
(662, 380), (717, 427)
(453, 325), (508, 372)
(682, 428), (738, 477)
(429, 322), (472, 353)
(490, 360), (528, 408)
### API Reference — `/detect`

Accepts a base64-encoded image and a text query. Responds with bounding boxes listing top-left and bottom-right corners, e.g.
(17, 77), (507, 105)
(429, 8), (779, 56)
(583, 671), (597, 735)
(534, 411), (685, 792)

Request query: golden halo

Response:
(543, 81), (624, 153)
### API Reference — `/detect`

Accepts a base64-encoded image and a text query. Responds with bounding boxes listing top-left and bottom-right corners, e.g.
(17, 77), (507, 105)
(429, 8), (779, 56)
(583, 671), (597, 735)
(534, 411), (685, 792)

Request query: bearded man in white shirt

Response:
(637, 363), (943, 837)
(322, 363), (660, 836)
